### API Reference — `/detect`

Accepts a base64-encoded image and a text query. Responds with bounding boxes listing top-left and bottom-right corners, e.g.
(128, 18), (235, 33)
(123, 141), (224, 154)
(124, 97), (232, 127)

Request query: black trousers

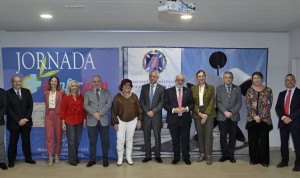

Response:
(8, 126), (32, 162)
(218, 120), (238, 157)
(279, 124), (300, 166)
(247, 122), (270, 164)
(168, 119), (191, 159)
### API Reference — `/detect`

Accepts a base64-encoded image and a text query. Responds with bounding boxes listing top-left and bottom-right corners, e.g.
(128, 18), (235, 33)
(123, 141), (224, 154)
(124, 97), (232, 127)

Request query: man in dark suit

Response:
(164, 74), (194, 165)
(6, 75), (35, 168)
(0, 88), (8, 170)
(216, 71), (242, 163)
(275, 74), (300, 172)
(84, 75), (112, 167)
(140, 70), (165, 163)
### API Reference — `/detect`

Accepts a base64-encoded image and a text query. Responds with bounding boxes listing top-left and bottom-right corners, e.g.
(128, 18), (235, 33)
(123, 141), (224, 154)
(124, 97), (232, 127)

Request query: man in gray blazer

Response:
(140, 70), (165, 163)
(216, 71), (242, 163)
(84, 75), (112, 167)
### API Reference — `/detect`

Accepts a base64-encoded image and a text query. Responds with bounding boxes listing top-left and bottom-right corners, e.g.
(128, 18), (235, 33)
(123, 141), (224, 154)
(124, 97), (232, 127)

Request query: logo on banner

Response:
(142, 50), (167, 73)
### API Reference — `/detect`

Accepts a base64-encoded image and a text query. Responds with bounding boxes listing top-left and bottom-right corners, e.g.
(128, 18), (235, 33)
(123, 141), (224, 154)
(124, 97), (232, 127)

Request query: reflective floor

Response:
(0, 150), (299, 178)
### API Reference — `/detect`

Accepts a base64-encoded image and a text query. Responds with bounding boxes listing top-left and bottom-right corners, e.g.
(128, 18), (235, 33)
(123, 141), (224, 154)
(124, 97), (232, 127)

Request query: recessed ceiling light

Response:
(181, 14), (192, 20)
(40, 14), (53, 19)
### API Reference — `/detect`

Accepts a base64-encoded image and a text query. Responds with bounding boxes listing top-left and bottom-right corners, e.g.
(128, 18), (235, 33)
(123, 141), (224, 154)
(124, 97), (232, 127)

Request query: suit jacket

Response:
(84, 88), (112, 127)
(164, 86), (194, 126)
(6, 88), (33, 129)
(216, 84), (242, 121)
(0, 88), (7, 126)
(276, 87), (300, 128)
(44, 89), (65, 115)
(140, 83), (165, 119)
(191, 83), (216, 119)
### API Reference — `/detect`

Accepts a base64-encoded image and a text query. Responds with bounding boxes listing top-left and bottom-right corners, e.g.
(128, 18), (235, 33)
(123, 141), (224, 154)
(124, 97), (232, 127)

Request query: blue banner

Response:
(2, 48), (119, 160)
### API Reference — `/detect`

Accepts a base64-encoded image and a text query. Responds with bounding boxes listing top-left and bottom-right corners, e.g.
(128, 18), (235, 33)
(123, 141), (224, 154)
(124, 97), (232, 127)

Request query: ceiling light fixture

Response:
(40, 14), (53, 19)
(181, 14), (192, 20)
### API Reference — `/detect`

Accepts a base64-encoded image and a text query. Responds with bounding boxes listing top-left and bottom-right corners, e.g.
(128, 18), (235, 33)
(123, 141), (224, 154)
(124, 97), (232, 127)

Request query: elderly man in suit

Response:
(84, 75), (112, 167)
(0, 88), (8, 170)
(164, 74), (194, 165)
(216, 71), (242, 163)
(275, 74), (300, 172)
(140, 70), (165, 163)
(6, 75), (35, 168)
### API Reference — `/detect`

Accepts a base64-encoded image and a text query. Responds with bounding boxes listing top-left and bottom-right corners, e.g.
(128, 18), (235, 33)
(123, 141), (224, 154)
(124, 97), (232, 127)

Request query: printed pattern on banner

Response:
(2, 47), (119, 160)
(124, 47), (268, 157)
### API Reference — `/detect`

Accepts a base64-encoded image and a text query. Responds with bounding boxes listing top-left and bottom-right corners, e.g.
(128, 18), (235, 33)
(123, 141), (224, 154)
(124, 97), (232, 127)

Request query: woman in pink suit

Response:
(44, 76), (65, 166)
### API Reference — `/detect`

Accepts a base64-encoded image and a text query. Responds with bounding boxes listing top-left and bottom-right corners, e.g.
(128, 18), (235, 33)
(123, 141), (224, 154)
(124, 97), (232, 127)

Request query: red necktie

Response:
(284, 90), (291, 116)
(178, 88), (182, 108)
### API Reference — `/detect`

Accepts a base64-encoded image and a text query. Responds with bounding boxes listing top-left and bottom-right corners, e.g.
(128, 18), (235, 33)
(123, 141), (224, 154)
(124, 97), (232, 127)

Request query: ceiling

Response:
(1, 0), (300, 32)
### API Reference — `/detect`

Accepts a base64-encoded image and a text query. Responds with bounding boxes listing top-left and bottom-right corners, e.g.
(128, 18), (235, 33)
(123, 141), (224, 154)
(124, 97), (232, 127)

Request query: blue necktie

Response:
(150, 85), (154, 107)
(227, 86), (231, 97)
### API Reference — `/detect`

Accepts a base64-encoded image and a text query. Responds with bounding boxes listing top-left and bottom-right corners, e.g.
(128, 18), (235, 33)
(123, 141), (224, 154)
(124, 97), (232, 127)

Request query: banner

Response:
(123, 47), (268, 157)
(2, 47), (119, 160)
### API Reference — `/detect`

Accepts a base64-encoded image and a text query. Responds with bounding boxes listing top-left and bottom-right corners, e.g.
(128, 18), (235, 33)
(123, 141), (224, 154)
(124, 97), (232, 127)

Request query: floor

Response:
(0, 150), (299, 178)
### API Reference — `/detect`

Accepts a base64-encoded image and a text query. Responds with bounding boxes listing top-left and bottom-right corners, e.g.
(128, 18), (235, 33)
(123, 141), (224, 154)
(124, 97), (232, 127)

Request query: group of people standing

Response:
(0, 71), (299, 172)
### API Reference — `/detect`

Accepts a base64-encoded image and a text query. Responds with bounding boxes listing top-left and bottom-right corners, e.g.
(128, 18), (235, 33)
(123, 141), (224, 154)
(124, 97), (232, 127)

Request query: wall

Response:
(0, 31), (289, 148)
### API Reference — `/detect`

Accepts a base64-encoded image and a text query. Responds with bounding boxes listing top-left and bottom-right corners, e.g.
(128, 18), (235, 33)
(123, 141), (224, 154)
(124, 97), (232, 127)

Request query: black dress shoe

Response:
(172, 158), (180, 164)
(184, 159), (191, 165)
(142, 157), (152, 163)
(250, 161), (258, 165)
(0, 163), (8, 170)
(25, 159), (36, 164)
(8, 162), (14, 168)
(219, 156), (227, 162)
(155, 157), (163, 163)
(69, 162), (77, 166)
(261, 163), (269, 167)
(103, 160), (109, 167)
(292, 166), (300, 172)
(229, 157), (236, 163)
(276, 162), (288, 168)
(86, 161), (96, 167)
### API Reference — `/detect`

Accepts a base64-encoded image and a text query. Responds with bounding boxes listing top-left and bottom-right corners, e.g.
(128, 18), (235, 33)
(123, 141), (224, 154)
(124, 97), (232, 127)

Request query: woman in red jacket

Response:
(44, 76), (65, 166)
(60, 80), (86, 166)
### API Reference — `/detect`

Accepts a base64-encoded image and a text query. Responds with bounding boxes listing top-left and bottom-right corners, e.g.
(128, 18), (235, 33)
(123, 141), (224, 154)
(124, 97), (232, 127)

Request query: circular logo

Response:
(142, 50), (167, 73)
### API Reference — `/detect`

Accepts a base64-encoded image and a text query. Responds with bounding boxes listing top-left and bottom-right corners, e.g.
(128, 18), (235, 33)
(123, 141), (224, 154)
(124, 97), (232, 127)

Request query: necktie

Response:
(284, 89), (291, 115)
(150, 85), (154, 107)
(227, 86), (231, 97)
(96, 89), (100, 101)
(17, 90), (22, 100)
(178, 88), (182, 108)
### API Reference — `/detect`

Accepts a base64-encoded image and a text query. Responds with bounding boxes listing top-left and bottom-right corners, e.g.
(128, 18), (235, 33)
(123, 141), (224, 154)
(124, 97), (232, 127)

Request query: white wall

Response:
(0, 31), (289, 147)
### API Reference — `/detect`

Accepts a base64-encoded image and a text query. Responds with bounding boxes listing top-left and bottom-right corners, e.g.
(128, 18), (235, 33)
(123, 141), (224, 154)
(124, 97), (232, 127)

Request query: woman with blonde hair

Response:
(60, 80), (86, 166)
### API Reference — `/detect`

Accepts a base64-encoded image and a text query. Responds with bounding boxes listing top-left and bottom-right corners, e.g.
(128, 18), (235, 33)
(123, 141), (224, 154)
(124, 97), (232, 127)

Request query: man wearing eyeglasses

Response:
(84, 75), (112, 167)
(6, 75), (35, 168)
(164, 74), (194, 165)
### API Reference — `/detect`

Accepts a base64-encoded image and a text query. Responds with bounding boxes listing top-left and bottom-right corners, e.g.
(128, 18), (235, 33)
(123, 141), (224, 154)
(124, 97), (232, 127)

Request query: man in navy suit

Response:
(140, 70), (165, 163)
(275, 74), (300, 172)
(6, 75), (35, 168)
(164, 74), (194, 165)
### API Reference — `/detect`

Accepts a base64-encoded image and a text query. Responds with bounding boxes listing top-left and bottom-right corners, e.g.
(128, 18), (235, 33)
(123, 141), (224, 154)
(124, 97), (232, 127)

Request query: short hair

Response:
(92, 75), (102, 81)
(223, 71), (233, 78)
(175, 74), (185, 81)
(47, 76), (61, 91)
(11, 74), (21, 83)
(251, 71), (263, 79)
(196, 70), (206, 77)
(67, 80), (80, 96)
(149, 70), (159, 78)
(286, 73), (295, 80)
(119, 79), (133, 91)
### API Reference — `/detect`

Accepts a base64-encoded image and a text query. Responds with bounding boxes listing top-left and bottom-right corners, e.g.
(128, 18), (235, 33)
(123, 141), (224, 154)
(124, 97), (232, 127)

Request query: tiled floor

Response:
(0, 150), (299, 178)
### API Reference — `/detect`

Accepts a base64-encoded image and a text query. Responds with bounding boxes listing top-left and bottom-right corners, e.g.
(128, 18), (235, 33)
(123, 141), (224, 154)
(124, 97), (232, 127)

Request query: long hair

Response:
(47, 76), (61, 91)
